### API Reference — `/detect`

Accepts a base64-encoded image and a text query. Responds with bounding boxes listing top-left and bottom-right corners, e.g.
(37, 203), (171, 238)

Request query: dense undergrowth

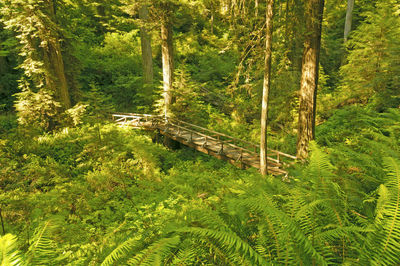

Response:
(0, 106), (400, 265)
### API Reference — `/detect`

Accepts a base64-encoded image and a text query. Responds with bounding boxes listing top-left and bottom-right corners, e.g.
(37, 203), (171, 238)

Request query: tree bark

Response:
(296, 0), (324, 159)
(44, 0), (71, 109)
(161, 12), (174, 117)
(139, 3), (154, 94)
(260, 0), (274, 176)
(344, 0), (354, 42)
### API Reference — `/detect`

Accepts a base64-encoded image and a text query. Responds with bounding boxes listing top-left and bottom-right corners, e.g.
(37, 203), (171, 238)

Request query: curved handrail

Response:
(112, 113), (297, 164)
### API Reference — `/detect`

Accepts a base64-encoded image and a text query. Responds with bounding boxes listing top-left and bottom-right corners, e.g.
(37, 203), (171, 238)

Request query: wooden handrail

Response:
(111, 113), (297, 163)
(168, 117), (295, 160)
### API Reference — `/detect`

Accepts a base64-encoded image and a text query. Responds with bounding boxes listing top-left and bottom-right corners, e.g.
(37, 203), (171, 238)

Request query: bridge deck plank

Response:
(113, 114), (295, 176)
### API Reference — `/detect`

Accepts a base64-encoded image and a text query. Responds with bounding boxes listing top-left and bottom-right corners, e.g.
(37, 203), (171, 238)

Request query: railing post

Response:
(240, 149), (244, 169)
(202, 136), (207, 148)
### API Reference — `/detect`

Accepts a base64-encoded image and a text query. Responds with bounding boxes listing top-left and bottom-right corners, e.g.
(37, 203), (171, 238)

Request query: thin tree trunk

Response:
(0, 207), (5, 235)
(255, 0), (259, 17)
(161, 13), (174, 116)
(260, 0), (274, 176)
(296, 0), (324, 159)
(139, 3), (154, 94)
(344, 0), (354, 42)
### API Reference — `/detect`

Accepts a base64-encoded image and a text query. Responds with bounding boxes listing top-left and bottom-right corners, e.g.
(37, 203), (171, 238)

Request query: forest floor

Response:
(0, 106), (399, 264)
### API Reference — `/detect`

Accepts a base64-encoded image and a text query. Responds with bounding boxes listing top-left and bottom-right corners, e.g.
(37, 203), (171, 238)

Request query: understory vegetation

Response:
(1, 106), (399, 264)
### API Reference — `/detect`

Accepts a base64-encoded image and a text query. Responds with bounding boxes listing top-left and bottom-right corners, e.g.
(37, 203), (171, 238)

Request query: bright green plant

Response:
(0, 234), (21, 266)
(340, 0), (400, 110)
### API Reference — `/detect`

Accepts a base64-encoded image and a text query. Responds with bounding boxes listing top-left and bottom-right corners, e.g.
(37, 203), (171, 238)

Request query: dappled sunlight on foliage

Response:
(1, 105), (400, 264)
(1, 0), (400, 264)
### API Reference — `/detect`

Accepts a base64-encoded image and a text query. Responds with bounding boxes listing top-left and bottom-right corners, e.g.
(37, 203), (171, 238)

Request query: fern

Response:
(0, 234), (21, 266)
(177, 227), (268, 265)
(128, 236), (180, 266)
(361, 157), (400, 265)
(25, 220), (61, 266)
(101, 237), (141, 266)
(240, 196), (330, 265)
(169, 244), (197, 265)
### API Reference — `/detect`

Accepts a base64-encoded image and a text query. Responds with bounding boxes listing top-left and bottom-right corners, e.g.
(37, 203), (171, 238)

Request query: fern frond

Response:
(306, 142), (335, 180)
(187, 208), (231, 232)
(169, 245), (197, 265)
(177, 227), (268, 265)
(128, 236), (180, 266)
(240, 196), (330, 265)
(0, 234), (22, 266)
(25, 220), (60, 266)
(315, 225), (369, 244)
(101, 237), (141, 266)
(361, 157), (400, 265)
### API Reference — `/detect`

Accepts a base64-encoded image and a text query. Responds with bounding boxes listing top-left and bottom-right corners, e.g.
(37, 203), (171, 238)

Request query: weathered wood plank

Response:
(112, 113), (296, 175)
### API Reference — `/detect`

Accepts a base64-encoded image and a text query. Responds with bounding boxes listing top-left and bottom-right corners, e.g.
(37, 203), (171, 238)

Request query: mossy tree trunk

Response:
(43, 0), (71, 109)
(139, 3), (154, 98)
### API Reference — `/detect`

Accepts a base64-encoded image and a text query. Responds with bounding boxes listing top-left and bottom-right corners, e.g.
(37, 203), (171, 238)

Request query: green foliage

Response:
(0, 27), (20, 111)
(0, 234), (21, 266)
(361, 157), (400, 265)
(170, 69), (210, 124)
(25, 220), (67, 265)
(340, 0), (400, 110)
(1, 0), (400, 264)
(316, 107), (400, 193)
(14, 83), (61, 132)
(0, 105), (400, 264)
(78, 31), (145, 112)
(80, 87), (115, 122)
(101, 237), (141, 266)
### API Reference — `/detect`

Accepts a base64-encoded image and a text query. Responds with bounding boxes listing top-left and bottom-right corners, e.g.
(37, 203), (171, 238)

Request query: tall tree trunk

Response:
(139, 3), (154, 95)
(45, 0), (71, 109)
(161, 13), (174, 116)
(260, 0), (274, 175)
(344, 0), (354, 42)
(48, 40), (71, 109)
(296, 0), (324, 159)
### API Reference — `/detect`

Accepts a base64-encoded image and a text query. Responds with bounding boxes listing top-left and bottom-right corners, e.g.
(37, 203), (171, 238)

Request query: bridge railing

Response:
(112, 113), (297, 170)
(166, 117), (296, 167)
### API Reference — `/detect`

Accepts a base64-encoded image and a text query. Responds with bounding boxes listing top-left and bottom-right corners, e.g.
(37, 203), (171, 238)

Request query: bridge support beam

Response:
(163, 136), (181, 150)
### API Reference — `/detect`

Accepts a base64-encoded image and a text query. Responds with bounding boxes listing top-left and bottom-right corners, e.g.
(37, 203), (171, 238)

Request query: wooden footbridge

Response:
(112, 113), (296, 176)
